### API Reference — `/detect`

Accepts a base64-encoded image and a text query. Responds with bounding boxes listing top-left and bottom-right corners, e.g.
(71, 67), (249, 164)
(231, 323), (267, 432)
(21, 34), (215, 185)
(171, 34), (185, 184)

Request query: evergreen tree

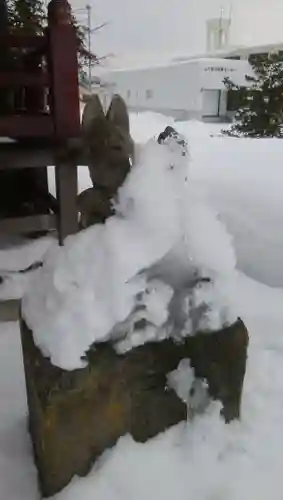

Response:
(223, 52), (283, 138)
(6, 0), (45, 35)
(6, 0), (92, 69)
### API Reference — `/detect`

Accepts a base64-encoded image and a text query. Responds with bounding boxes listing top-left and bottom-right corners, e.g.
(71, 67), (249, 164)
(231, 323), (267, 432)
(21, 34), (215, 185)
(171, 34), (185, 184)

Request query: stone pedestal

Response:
(20, 317), (248, 497)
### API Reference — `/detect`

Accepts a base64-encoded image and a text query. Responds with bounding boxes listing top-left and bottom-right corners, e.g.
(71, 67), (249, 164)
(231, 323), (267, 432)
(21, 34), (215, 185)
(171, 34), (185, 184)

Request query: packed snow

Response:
(22, 126), (236, 370)
(0, 235), (56, 300)
(1, 112), (283, 499)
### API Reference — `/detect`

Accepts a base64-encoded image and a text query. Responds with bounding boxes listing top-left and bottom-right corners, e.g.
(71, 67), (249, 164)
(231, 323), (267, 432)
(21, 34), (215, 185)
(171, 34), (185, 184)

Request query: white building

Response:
(103, 57), (252, 122)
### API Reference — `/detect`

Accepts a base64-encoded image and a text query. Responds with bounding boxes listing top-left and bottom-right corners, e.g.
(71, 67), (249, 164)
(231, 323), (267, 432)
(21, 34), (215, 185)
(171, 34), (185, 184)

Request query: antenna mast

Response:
(228, 3), (233, 25)
(86, 4), (92, 92)
(219, 6), (224, 49)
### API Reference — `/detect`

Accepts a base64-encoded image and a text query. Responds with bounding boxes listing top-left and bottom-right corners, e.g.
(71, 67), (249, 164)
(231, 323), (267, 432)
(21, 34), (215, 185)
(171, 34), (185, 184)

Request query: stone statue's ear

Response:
(106, 94), (130, 134)
(81, 94), (105, 134)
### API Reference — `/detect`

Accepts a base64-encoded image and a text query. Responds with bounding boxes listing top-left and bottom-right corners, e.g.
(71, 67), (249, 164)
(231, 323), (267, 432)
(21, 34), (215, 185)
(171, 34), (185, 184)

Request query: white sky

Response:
(69, 0), (283, 68)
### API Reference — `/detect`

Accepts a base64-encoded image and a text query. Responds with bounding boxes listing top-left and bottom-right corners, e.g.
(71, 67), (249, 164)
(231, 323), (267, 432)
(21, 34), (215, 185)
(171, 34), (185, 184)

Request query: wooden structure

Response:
(0, 0), (83, 244)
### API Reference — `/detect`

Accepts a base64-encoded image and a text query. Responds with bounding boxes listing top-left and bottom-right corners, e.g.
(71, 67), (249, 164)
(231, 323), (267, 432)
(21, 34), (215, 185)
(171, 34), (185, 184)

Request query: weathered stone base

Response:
(20, 317), (248, 497)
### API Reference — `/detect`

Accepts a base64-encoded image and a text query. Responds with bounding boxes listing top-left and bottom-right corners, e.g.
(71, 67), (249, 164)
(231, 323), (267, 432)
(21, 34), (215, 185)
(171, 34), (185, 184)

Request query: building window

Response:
(146, 89), (153, 99)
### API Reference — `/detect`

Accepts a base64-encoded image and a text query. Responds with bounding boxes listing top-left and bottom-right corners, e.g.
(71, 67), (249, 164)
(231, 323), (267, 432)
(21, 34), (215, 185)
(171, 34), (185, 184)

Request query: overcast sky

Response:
(69, 0), (283, 68)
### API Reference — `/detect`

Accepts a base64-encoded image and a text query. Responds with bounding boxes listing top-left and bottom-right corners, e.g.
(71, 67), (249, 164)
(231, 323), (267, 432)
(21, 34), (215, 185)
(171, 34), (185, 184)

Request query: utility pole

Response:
(86, 4), (92, 93)
(74, 4), (111, 91)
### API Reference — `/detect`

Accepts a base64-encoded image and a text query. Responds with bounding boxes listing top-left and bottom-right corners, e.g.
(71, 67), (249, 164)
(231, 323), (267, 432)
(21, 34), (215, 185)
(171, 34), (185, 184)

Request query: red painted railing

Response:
(0, 0), (82, 243)
(0, 0), (80, 140)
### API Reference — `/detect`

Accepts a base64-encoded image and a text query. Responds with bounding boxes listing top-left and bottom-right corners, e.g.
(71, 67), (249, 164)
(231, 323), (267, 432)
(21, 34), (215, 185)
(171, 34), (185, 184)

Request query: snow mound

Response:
(130, 112), (175, 144)
(23, 136), (236, 370)
(0, 235), (56, 300)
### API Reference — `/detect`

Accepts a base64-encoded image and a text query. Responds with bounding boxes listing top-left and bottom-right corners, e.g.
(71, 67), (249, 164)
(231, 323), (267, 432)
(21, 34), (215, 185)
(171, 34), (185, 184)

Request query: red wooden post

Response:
(47, 0), (80, 243)
(47, 0), (80, 138)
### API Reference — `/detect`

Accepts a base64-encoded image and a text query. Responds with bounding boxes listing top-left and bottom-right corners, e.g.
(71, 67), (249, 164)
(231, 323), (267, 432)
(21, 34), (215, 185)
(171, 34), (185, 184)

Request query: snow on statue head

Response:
(78, 94), (135, 228)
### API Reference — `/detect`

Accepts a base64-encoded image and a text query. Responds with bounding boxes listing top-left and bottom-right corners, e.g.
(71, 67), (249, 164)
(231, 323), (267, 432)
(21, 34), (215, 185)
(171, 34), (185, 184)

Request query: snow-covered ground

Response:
(1, 113), (283, 499)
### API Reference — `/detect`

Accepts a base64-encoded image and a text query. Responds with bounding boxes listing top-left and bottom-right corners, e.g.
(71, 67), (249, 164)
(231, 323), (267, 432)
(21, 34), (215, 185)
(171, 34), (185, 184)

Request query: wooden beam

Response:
(0, 300), (20, 323)
(0, 71), (49, 87)
(0, 214), (56, 234)
(0, 115), (54, 138)
(0, 144), (54, 169)
(0, 34), (46, 51)
(0, 143), (88, 169)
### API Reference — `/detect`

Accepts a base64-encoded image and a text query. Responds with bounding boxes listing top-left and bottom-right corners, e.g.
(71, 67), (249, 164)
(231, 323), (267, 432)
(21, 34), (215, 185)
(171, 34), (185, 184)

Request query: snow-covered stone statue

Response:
(78, 94), (135, 228)
(20, 95), (249, 497)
